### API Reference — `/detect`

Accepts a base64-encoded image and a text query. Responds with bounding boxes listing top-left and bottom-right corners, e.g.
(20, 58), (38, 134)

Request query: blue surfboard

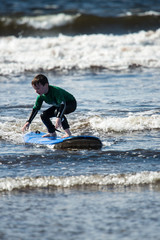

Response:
(23, 131), (102, 150)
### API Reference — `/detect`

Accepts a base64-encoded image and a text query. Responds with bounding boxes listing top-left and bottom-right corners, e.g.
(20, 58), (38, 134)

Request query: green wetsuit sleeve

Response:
(33, 95), (43, 110)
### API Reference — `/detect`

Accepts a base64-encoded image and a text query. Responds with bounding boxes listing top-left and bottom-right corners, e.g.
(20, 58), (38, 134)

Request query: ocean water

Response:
(0, 0), (160, 239)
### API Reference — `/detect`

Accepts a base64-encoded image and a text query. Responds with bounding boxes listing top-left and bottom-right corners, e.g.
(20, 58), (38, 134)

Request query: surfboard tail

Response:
(54, 136), (102, 150)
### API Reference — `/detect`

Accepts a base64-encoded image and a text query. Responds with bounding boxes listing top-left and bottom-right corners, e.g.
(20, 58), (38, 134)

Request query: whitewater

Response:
(0, 28), (160, 75)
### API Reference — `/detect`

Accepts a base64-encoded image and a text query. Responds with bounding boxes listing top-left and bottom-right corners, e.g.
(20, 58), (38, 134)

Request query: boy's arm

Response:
(22, 121), (30, 132)
(27, 108), (38, 124)
(22, 108), (38, 132)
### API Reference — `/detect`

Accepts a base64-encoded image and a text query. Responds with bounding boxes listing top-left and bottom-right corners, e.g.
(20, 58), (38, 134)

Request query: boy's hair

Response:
(32, 74), (49, 86)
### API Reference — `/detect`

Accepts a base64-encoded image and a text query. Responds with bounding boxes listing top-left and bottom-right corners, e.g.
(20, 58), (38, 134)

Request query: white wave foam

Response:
(0, 29), (160, 75)
(0, 118), (22, 143)
(17, 14), (79, 29)
(0, 117), (45, 144)
(89, 114), (160, 133)
(0, 171), (159, 192)
(0, 113), (160, 144)
(139, 11), (160, 16)
(124, 11), (160, 17)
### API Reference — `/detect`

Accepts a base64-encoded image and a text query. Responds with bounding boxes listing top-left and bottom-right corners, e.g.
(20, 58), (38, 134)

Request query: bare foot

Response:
(62, 134), (71, 138)
(42, 132), (57, 138)
(62, 128), (71, 138)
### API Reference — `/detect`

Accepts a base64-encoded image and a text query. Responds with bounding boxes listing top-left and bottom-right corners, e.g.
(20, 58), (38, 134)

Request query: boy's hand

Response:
(22, 122), (30, 132)
(55, 118), (62, 129)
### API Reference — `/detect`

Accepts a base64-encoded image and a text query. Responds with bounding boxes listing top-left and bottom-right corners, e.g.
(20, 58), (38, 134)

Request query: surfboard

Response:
(23, 131), (102, 150)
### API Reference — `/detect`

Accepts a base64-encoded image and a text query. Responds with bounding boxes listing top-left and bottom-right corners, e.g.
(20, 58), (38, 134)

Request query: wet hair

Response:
(32, 74), (49, 86)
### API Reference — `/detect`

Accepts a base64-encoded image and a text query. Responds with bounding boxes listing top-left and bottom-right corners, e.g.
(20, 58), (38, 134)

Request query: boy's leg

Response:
(63, 128), (71, 138)
(41, 100), (77, 137)
(60, 100), (77, 137)
(61, 115), (69, 130)
(61, 115), (71, 137)
(40, 106), (57, 134)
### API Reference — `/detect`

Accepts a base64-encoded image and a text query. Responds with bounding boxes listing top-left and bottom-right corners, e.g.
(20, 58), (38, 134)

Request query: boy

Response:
(22, 74), (77, 138)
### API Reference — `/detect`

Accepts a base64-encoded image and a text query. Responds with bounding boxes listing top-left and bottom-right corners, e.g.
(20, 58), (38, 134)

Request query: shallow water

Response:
(0, 70), (160, 240)
(1, 186), (160, 240)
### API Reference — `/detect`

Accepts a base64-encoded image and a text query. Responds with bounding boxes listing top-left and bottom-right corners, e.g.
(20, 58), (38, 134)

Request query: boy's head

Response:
(32, 74), (49, 95)
(32, 74), (49, 87)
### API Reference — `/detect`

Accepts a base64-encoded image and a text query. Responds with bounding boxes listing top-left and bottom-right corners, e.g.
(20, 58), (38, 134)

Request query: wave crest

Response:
(1, 29), (160, 75)
(0, 171), (160, 192)
(89, 114), (160, 133)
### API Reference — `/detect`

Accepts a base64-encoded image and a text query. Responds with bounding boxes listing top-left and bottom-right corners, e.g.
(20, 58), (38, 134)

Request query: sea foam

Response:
(0, 171), (159, 192)
(17, 14), (79, 29)
(0, 29), (160, 75)
(89, 114), (160, 133)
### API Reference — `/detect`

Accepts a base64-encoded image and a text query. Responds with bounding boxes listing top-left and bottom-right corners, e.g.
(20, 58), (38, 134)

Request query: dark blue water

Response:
(1, 0), (160, 15)
(0, 0), (160, 36)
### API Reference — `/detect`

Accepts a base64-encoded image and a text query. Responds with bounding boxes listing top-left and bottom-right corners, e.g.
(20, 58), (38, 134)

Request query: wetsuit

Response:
(27, 85), (77, 133)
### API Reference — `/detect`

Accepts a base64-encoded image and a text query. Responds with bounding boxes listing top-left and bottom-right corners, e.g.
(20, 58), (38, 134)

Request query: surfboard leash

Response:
(35, 129), (62, 134)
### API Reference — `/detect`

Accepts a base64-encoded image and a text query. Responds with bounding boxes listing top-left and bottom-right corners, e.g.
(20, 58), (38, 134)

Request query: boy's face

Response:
(32, 83), (48, 96)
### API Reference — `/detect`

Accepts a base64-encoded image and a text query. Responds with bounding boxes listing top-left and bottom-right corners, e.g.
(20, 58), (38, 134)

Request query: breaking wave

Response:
(0, 171), (160, 192)
(0, 28), (160, 75)
(0, 12), (160, 36)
